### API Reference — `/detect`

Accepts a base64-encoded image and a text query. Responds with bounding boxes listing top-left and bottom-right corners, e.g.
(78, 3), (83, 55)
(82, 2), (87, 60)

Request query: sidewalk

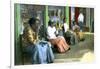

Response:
(53, 33), (94, 63)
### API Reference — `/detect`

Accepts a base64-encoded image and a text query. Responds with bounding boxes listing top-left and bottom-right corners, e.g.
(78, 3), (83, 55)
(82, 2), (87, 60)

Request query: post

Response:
(45, 5), (49, 28)
(86, 8), (91, 32)
(15, 4), (21, 65)
(65, 6), (69, 27)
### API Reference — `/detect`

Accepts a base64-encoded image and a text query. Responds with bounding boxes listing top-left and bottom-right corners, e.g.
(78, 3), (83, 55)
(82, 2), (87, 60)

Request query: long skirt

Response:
(49, 36), (70, 53)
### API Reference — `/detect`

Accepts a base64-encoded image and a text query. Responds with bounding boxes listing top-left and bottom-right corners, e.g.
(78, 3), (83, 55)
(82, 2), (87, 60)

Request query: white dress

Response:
(47, 26), (57, 39)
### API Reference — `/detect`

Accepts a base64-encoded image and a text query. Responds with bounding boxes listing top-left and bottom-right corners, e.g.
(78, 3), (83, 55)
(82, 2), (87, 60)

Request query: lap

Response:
(23, 45), (35, 55)
(49, 36), (65, 45)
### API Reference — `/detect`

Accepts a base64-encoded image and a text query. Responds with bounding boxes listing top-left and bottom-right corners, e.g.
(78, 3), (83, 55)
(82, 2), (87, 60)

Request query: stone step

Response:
(54, 58), (80, 63)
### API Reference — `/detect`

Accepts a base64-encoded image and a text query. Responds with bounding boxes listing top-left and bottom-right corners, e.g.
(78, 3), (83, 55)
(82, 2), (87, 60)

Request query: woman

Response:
(47, 20), (70, 53)
(22, 17), (54, 64)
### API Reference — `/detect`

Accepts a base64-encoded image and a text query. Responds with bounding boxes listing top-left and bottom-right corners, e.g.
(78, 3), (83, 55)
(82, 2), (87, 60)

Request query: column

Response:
(86, 8), (91, 32)
(15, 4), (21, 65)
(45, 5), (49, 28)
(65, 6), (69, 27)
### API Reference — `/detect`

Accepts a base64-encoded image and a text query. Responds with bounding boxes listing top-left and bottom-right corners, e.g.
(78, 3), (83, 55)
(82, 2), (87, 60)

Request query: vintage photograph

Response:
(14, 3), (94, 65)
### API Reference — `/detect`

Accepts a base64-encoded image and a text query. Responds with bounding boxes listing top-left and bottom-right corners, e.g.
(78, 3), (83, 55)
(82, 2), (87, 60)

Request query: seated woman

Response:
(47, 20), (70, 53)
(72, 21), (85, 41)
(63, 20), (79, 45)
(22, 17), (54, 64)
(72, 21), (80, 32)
